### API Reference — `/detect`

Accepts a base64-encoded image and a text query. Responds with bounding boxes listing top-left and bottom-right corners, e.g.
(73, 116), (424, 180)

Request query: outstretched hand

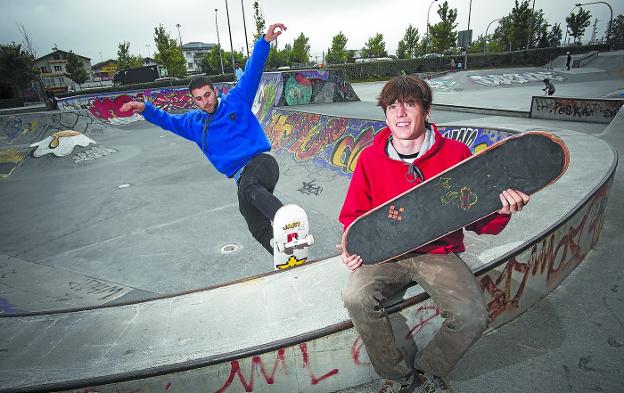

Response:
(264, 23), (286, 43)
(119, 101), (146, 114)
(498, 189), (530, 215)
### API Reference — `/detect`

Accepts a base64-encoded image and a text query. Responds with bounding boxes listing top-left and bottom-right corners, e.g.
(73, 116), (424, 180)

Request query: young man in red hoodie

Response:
(339, 75), (529, 393)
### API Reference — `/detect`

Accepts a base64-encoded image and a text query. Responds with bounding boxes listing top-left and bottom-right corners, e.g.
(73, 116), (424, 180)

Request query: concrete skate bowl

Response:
(0, 70), (617, 392)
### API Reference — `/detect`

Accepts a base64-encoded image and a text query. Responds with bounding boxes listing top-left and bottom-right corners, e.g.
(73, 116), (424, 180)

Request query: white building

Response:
(35, 49), (92, 93)
(182, 42), (216, 74)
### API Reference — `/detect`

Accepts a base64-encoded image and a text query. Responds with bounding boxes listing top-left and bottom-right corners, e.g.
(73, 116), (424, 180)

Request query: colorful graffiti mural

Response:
(530, 96), (623, 124)
(439, 126), (510, 153)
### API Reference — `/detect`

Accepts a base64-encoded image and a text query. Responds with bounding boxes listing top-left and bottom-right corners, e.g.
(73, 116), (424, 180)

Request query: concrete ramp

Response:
(530, 96), (624, 123)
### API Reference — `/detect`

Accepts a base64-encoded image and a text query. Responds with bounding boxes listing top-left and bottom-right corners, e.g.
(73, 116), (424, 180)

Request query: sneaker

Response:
(377, 372), (421, 393)
(417, 372), (454, 393)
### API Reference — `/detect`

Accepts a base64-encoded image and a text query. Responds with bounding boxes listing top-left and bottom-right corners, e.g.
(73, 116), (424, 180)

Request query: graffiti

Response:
(152, 91), (196, 112)
(440, 127), (509, 153)
(480, 182), (609, 321)
(428, 79), (456, 91)
(331, 126), (376, 174)
(298, 179), (323, 195)
(471, 71), (563, 87)
(73, 144), (117, 164)
(531, 97), (623, 123)
(263, 110), (386, 176)
(279, 70), (358, 107)
(439, 177), (478, 210)
(66, 278), (131, 301)
(0, 112), (101, 146)
(30, 130), (94, 157)
(0, 147), (26, 179)
(215, 343), (338, 392)
(252, 73), (283, 122)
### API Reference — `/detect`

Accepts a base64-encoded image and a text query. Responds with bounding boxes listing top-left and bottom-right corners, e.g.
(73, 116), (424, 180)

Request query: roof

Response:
(35, 49), (91, 62)
(182, 42), (216, 51)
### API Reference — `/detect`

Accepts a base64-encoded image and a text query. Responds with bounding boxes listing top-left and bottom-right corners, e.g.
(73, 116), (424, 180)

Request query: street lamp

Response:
(526, 0), (536, 50)
(484, 18), (502, 53)
(425, 0), (439, 55)
(463, 0), (473, 70)
(575, 1), (613, 47)
(241, 0), (250, 58)
(176, 23), (182, 47)
(224, 0), (236, 73)
(215, 8), (225, 74)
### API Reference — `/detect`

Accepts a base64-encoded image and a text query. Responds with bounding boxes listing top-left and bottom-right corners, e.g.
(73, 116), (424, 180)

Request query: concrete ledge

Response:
(530, 96), (624, 124)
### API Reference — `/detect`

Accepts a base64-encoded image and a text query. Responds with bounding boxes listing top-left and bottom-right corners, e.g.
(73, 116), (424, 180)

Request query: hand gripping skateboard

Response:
(273, 204), (314, 270)
(342, 131), (569, 265)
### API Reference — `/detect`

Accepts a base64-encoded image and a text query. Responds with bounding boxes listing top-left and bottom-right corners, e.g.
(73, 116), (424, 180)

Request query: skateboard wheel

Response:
(306, 234), (314, 246)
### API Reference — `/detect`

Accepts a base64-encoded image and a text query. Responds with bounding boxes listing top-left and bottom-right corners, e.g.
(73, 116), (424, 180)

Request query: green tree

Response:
(566, 7), (592, 44)
(608, 14), (624, 48)
(326, 32), (348, 64)
(267, 44), (291, 68)
(0, 43), (35, 98)
(65, 51), (88, 87)
(201, 45), (245, 75)
(428, 1), (458, 53)
(397, 25), (419, 59)
(252, 1), (266, 41)
(492, 0), (550, 51)
(153, 24), (187, 78)
(291, 33), (310, 65)
(547, 23), (563, 47)
(116, 41), (144, 70)
(362, 33), (387, 58)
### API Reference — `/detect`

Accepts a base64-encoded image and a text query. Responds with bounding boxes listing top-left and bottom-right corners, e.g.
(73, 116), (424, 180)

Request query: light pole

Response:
(425, 0), (439, 55)
(463, 0), (472, 70)
(176, 23), (182, 47)
(224, 0), (236, 73)
(575, 1), (613, 47)
(484, 18), (502, 53)
(215, 8), (225, 74)
(526, 0), (536, 50)
(241, 0), (250, 58)
(146, 44), (151, 58)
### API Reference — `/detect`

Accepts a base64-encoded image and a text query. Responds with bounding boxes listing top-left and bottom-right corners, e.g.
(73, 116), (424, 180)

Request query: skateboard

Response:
(273, 204), (314, 270)
(342, 131), (569, 265)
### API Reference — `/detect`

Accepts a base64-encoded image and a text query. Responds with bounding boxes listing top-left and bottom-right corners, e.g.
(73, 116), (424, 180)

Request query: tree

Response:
(362, 33), (387, 58)
(428, 1), (458, 53)
(65, 51), (88, 87)
(267, 44), (291, 68)
(326, 32), (348, 64)
(0, 43), (36, 98)
(201, 45), (245, 75)
(491, 0), (553, 51)
(566, 7), (592, 44)
(608, 14), (624, 48)
(397, 25), (419, 59)
(291, 33), (310, 65)
(252, 1), (266, 41)
(116, 41), (144, 70)
(547, 23), (563, 47)
(153, 24), (187, 78)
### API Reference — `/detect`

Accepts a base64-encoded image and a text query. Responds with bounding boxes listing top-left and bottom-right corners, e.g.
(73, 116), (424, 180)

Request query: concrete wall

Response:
(530, 96), (624, 124)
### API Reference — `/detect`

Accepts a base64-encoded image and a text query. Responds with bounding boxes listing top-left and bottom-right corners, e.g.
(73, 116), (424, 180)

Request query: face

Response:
(191, 84), (218, 113)
(385, 99), (429, 141)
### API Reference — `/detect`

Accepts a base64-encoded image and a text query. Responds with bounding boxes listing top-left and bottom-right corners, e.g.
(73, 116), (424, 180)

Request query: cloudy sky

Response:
(1, 0), (622, 63)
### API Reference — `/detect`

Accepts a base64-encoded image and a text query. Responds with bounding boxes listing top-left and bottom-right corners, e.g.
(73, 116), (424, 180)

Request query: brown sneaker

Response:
(417, 371), (454, 392)
(377, 372), (421, 393)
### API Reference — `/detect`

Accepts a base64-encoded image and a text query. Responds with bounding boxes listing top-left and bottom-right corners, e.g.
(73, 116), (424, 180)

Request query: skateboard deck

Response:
(273, 204), (314, 270)
(342, 131), (569, 265)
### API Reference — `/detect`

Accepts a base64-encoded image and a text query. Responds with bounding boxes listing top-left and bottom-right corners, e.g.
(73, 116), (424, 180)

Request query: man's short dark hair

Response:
(189, 75), (214, 93)
(377, 75), (432, 114)
(543, 78), (549, 83)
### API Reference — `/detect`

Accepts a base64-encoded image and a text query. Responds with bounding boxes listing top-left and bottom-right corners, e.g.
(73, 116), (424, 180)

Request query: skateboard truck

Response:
(275, 234), (314, 253)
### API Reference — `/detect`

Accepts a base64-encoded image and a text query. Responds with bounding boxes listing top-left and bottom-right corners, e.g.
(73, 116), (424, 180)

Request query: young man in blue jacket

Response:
(120, 23), (287, 254)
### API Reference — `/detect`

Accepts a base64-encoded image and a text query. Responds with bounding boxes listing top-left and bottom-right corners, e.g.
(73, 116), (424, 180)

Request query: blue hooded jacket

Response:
(141, 37), (271, 178)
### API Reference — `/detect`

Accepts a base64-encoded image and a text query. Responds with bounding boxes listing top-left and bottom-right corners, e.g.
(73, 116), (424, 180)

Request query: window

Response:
(59, 77), (64, 84)
(188, 63), (193, 68)
(53, 54), (61, 60)
(54, 65), (63, 72)
(41, 67), (49, 73)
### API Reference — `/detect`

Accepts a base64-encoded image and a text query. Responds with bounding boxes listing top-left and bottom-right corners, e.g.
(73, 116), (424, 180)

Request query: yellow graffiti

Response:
(282, 221), (301, 231)
(49, 130), (81, 149)
(276, 255), (307, 270)
(0, 147), (25, 180)
(474, 143), (488, 154)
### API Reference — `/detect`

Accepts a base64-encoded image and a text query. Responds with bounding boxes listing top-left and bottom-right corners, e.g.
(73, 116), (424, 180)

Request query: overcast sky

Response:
(1, 0), (622, 63)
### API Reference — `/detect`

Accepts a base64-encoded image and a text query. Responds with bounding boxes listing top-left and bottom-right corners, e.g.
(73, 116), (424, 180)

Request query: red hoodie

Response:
(339, 123), (510, 254)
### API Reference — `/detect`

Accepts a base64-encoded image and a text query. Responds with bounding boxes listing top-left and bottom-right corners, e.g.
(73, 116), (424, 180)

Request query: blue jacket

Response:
(141, 38), (271, 177)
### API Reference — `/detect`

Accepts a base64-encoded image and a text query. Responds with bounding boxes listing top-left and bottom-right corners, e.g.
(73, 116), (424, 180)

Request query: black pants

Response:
(237, 153), (283, 254)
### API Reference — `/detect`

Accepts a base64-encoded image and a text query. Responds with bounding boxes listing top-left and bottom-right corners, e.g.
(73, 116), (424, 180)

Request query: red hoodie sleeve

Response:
(466, 212), (511, 235)
(339, 154), (372, 231)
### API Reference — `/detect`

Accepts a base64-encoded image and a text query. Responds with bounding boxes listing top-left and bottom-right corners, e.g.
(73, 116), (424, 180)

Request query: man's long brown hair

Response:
(377, 75), (432, 114)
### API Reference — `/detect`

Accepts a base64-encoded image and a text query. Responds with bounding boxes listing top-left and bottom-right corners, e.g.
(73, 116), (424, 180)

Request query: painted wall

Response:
(530, 96), (624, 124)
